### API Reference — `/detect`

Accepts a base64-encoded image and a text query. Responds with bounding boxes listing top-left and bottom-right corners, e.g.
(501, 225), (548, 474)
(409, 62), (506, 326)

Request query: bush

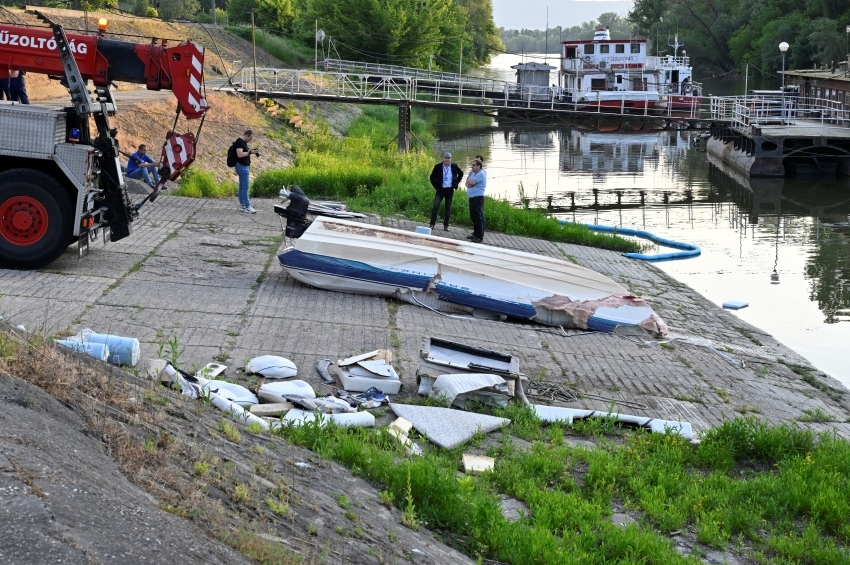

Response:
(175, 168), (236, 198)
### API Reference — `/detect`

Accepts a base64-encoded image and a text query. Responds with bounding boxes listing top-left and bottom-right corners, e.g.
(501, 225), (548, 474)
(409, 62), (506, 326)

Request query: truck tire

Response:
(0, 169), (74, 270)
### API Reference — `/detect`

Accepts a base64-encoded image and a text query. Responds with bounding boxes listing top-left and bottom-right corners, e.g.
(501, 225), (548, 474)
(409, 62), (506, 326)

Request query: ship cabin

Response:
(560, 28), (649, 94)
(510, 61), (557, 101)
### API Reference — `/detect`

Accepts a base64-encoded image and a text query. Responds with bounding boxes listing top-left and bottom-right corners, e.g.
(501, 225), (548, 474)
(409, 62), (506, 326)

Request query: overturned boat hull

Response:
(278, 217), (667, 336)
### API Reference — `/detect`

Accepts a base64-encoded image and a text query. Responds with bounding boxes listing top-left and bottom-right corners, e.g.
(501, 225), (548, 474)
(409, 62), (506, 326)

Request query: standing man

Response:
(428, 152), (463, 231)
(9, 70), (29, 104)
(126, 144), (161, 188)
(0, 71), (10, 100)
(465, 158), (487, 243)
(234, 129), (260, 214)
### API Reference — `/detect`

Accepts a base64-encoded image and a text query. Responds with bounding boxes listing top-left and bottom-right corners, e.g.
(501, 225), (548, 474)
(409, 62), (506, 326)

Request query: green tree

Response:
(157, 0), (201, 19)
(296, 0), (472, 69)
(455, 0), (503, 65)
(257, 0), (296, 33)
(227, 0), (257, 25)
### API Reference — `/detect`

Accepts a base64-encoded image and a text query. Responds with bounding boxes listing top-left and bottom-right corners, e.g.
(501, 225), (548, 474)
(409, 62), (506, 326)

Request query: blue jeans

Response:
(235, 163), (251, 207)
(128, 166), (160, 187)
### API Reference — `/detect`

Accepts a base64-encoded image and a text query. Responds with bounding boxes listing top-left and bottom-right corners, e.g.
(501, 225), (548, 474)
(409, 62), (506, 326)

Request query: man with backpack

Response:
(228, 129), (260, 214)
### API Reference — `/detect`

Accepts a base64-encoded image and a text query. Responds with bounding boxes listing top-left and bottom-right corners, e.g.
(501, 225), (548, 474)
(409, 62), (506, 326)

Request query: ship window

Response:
(615, 44), (625, 53)
(616, 75), (623, 84)
(590, 78), (606, 90)
(630, 43), (640, 54)
(600, 44), (609, 53)
(585, 45), (595, 54)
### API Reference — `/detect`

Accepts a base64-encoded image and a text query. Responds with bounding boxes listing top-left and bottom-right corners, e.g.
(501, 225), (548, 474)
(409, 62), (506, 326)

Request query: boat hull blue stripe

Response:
(434, 284), (537, 319)
(279, 250), (431, 290)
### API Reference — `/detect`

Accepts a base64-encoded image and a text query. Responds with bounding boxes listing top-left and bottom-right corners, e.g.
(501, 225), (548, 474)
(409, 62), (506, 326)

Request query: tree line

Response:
(22, 0), (850, 76)
(500, 13), (633, 54)
(631, 0), (850, 76)
(20, 0), (503, 72)
(501, 1), (850, 77)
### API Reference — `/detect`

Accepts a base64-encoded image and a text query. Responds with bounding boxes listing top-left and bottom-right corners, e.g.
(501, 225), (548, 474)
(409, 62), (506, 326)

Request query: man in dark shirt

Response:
(428, 152), (463, 231)
(9, 70), (29, 104)
(0, 71), (10, 100)
(234, 129), (260, 214)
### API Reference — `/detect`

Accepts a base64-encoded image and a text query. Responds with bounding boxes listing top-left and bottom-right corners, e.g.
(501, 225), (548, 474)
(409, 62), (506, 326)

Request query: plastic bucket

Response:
(55, 339), (110, 362)
(77, 330), (140, 367)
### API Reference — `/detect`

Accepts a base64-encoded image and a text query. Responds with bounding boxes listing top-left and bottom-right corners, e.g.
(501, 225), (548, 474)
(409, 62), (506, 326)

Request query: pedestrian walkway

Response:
(1, 194), (848, 438)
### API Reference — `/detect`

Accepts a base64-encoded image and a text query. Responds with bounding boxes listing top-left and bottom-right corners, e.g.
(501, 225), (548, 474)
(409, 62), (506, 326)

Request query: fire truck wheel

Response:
(0, 169), (73, 270)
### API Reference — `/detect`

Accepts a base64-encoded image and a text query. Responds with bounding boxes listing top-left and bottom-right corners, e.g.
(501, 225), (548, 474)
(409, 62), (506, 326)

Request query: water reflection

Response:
(433, 117), (850, 386)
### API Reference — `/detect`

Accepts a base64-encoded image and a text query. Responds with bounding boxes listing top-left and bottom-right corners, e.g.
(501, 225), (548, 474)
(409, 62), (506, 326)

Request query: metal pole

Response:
(251, 11), (257, 102)
(314, 19), (318, 71)
(781, 52), (785, 124)
(212, 0), (216, 26)
(459, 42), (463, 75)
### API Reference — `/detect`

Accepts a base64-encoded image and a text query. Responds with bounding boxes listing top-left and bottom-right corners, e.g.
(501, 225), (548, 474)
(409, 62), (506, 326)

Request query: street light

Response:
(779, 42), (789, 124)
(846, 26), (849, 73)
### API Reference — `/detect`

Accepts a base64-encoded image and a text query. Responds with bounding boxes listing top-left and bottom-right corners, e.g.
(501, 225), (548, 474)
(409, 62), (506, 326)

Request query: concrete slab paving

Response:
(2, 194), (848, 439)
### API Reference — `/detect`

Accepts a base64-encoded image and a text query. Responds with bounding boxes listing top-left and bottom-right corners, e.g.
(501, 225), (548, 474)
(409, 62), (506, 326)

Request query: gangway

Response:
(234, 63), (713, 148)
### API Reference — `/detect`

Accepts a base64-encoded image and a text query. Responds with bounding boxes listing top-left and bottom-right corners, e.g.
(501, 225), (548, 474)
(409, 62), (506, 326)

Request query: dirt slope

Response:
(3, 7), (346, 184)
(0, 327), (474, 564)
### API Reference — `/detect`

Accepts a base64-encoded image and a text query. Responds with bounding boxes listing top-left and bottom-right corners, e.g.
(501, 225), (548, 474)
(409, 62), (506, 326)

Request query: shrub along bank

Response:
(178, 104), (640, 253)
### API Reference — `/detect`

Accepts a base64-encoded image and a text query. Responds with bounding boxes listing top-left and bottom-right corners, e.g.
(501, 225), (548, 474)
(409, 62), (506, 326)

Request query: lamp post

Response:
(846, 26), (849, 74)
(779, 42), (789, 124)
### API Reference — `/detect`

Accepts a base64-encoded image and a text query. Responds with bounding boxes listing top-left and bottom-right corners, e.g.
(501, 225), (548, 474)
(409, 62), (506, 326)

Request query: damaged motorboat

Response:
(276, 214), (667, 336)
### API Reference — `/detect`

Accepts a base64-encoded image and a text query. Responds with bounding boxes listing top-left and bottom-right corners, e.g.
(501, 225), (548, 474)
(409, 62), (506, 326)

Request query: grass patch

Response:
(270, 406), (850, 564)
(174, 167), (236, 198)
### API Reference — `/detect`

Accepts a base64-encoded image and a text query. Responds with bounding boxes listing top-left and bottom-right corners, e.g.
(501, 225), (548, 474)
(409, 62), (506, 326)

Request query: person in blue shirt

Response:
(126, 144), (161, 188)
(465, 158), (487, 243)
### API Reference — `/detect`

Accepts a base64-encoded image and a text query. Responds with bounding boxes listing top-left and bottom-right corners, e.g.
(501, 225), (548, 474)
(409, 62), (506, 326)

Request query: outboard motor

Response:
(275, 185), (313, 238)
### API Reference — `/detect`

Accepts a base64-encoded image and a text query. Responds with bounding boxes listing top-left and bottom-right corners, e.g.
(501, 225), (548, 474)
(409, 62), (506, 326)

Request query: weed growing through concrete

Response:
(216, 420), (242, 444)
(798, 407), (834, 423)
(400, 468), (419, 531)
(333, 493), (350, 509)
(378, 490), (393, 507)
(266, 497), (289, 516)
(231, 483), (251, 503)
(156, 330), (184, 367)
(246, 421), (266, 435)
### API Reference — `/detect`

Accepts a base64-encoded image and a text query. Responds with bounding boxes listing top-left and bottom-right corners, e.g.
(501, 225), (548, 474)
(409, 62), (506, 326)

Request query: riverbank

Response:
(2, 196), (849, 563)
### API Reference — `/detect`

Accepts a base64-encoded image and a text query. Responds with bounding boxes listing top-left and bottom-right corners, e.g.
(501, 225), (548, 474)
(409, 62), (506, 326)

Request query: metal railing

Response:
(320, 58), (512, 94)
(237, 66), (711, 120)
(709, 94), (850, 134)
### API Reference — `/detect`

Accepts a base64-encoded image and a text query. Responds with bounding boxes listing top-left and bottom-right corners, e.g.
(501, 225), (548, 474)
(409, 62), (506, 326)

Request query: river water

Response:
(431, 54), (850, 388)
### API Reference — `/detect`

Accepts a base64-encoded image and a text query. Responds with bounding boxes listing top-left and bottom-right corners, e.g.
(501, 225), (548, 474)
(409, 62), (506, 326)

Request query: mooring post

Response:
(398, 102), (411, 153)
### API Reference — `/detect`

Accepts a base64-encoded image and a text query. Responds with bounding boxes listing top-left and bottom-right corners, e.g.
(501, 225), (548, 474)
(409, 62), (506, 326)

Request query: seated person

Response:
(126, 144), (161, 188)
